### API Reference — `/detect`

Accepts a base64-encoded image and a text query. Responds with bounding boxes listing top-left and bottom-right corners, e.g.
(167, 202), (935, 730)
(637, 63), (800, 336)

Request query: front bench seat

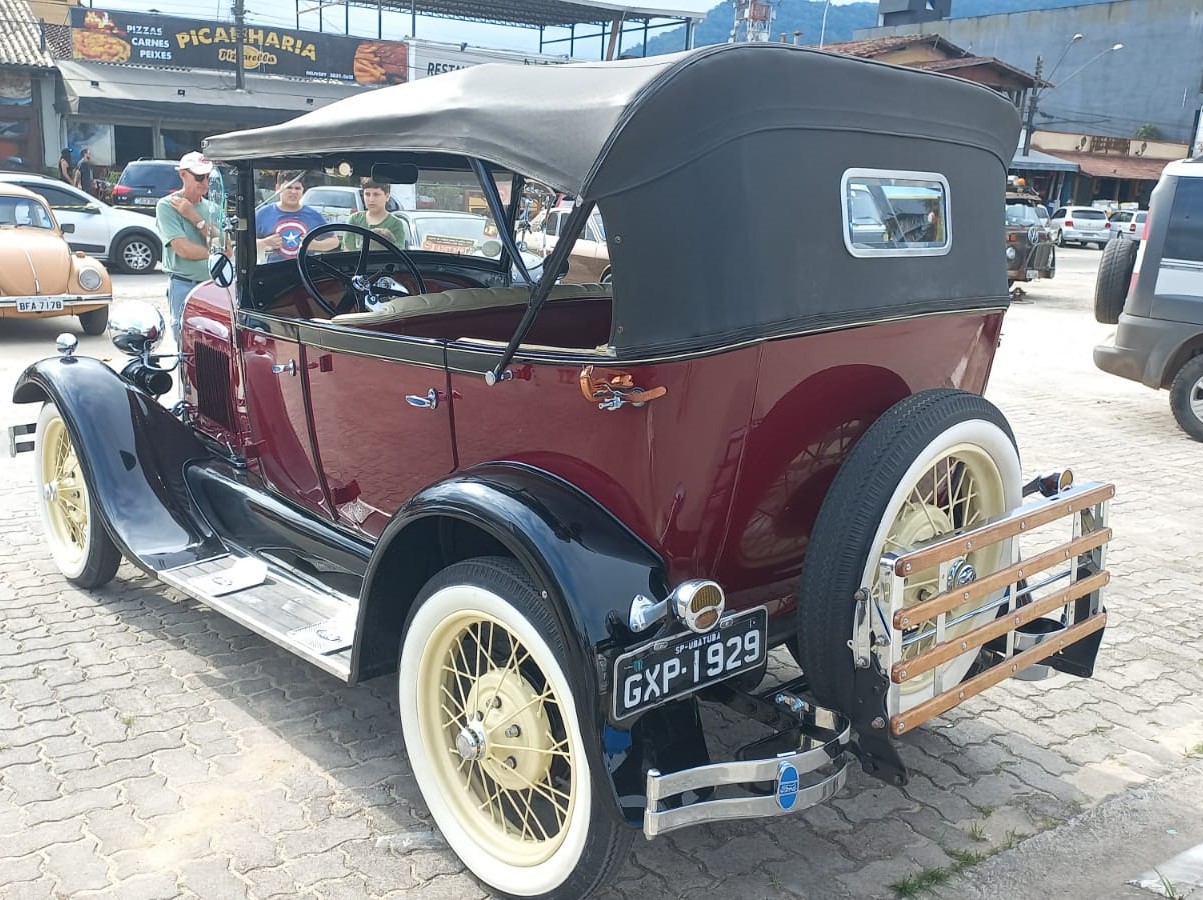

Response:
(331, 282), (610, 328)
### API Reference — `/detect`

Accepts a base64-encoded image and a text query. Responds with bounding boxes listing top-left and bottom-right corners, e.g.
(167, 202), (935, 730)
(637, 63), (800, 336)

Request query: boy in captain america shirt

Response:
(255, 172), (340, 261)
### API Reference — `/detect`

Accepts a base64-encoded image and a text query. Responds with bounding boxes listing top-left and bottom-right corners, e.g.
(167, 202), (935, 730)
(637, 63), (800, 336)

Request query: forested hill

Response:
(634, 0), (1116, 56)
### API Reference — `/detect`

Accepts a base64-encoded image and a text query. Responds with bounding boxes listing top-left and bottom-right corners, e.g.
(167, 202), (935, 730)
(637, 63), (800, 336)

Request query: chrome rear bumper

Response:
(644, 691), (850, 837)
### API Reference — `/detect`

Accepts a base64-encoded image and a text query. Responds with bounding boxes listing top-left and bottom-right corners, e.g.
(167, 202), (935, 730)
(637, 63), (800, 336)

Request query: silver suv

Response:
(1094, 157), (1203, 440)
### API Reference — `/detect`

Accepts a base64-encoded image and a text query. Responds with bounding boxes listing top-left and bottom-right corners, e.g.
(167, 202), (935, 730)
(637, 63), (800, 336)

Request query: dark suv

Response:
(111, 159), (230, 215)
(1094, 157), (1203, 440)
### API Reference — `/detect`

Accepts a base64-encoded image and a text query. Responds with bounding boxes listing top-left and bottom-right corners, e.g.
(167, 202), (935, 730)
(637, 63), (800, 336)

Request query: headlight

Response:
(78, 267), (104, 291)
(1005, 247), (1018, 261)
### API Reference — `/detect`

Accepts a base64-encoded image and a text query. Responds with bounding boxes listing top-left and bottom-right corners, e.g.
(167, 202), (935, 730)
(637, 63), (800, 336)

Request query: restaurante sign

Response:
(69, 7), (409, 85)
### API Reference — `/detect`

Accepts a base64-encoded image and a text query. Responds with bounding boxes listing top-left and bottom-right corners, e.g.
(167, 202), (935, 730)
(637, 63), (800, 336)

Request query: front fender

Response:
(355, 461), (671, 826)
(14, 355), (224, 571)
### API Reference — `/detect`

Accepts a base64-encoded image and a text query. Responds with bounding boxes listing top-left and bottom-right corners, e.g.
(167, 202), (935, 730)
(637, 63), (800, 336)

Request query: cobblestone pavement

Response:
(2, 255), (1201, 899)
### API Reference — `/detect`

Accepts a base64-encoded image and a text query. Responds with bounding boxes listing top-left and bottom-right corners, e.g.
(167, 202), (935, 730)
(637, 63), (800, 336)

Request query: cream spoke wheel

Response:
(398, 558), (631, 899)
(798, 390), (1021, 717)
(34, 403), (121, 589)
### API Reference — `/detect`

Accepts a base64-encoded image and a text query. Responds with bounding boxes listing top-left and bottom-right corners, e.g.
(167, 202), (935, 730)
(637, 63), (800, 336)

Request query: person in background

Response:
(57, 148), (74, 185)
(155, 151), (227, 347)
(342, 181), (409, 251)
(256, 172), (340, 262)
(77, 147), (95, 196)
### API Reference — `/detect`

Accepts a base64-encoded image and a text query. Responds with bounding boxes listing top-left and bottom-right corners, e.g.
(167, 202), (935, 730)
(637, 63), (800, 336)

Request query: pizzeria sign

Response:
(69, 7), (409, 85)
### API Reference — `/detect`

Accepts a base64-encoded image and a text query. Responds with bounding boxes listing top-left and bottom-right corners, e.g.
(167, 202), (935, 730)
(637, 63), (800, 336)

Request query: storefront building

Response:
(0, 0), (57, 174)
(31, 1), (408, 178)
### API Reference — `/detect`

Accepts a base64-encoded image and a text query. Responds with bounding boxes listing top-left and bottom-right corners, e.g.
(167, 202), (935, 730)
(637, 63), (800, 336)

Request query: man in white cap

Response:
(155, 151), (226, 347)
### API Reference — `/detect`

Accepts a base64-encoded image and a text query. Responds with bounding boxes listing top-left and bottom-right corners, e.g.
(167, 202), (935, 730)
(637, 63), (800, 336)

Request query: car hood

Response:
(0, 229), (73, 295)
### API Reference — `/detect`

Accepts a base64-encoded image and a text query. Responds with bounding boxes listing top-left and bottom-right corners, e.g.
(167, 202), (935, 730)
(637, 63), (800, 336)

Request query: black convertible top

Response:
(204, 43), (1018, 202)
(207, 43), (1023, 358)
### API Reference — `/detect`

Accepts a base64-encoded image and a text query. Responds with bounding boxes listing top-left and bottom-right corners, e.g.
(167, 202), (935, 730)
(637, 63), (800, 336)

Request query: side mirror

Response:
(209, 253), (234, 287)
(60, 222), (75, 234)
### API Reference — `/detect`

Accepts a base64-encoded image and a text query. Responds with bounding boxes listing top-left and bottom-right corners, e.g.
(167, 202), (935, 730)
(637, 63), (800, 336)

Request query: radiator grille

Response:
(193, 342), (235, 431)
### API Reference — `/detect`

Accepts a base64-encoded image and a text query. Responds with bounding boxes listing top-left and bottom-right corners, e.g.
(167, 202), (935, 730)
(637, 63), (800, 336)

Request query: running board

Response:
(158, 553), (359, 681)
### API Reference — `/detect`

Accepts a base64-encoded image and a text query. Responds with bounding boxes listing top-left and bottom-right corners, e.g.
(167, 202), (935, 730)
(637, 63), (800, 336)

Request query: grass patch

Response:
(1155, 869), (1185, 900)
(970, 802), (995, 816)
(968, 821), (988, 842)
(946, 847), (988, 871)
(1002, 828), (1027, 850)
(1184, 742), (1203, 760)
(890, 867), (951, 897)
(1087, 723), (1113, 736)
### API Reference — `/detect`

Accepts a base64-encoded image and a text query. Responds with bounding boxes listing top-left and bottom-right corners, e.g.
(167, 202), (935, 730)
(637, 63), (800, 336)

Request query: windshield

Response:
(1005, 201), (1042, 226)
(0, 196), (54, 228)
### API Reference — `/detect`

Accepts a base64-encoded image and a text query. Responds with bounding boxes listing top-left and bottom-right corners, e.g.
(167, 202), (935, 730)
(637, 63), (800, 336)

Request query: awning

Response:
(1048, 151), (1172, 182)
(1010, 148), (1079, 173)
(57, 60), (368, 129)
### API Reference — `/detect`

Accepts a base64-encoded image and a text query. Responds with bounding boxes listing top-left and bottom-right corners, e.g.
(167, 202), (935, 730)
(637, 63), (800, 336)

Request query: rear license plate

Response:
(16, 298), (64, 312)
(134, 197), (155, 205)
(1026, 269), (1038, 280)
(612, 606), (768, 720)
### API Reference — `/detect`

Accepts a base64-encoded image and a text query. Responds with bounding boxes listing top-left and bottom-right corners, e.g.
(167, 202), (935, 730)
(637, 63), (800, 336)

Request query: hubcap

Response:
(124, 241), (153, 271)
(1189, 376), (1203, 421)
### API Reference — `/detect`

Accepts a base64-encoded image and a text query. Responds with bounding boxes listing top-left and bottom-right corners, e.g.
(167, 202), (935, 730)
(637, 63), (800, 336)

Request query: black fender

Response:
(354, 461), (677, 826)
(14, 356), (224, 571)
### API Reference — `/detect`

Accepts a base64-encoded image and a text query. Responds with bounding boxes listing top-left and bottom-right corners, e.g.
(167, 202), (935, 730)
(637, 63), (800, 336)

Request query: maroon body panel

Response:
(452, 310), (1005, 616)
(182, 275), (1004, 620)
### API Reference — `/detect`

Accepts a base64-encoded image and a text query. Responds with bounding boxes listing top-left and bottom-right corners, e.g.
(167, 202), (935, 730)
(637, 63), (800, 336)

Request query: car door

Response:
(20, 182), (110, 257)
(303, 328), (456, 538)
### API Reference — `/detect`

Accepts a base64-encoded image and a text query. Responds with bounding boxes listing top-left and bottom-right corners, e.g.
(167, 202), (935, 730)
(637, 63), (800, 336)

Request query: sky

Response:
(92, 0), (867, 55)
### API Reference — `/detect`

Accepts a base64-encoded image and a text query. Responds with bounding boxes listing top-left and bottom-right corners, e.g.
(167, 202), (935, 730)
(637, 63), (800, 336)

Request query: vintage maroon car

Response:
(9, 44), (1112, 899)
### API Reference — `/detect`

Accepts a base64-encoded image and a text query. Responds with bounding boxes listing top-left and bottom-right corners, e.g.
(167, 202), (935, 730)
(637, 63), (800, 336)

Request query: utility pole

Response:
(1022, 54), (1042, 157)
(233, 0), (246, 91)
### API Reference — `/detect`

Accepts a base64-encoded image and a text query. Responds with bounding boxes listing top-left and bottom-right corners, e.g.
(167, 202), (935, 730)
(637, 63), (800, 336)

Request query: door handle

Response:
(272, 359), (297, 377)
(405, 388), (440, 410)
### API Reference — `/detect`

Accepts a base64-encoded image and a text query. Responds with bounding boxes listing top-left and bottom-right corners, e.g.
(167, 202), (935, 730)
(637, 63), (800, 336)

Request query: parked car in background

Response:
(1107, 208), (1147, 241)
(1004, 179), (1055, 287)
(1095, 157), (1203, 440)
(0, 172), (161, 274)
(0, 183), (111, 334)
(1049, 205), (1110, 248)
(112, 158), (232, 216)
(520, 201), (611, 283)
(300, 184), (400, 225)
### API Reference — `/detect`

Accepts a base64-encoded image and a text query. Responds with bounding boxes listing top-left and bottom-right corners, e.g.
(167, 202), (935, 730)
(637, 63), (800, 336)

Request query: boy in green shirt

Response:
(343, 181), (410, 250)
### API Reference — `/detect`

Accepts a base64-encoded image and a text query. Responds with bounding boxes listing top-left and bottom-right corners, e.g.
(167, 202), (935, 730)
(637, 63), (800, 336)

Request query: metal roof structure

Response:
(339, 0), (700, 28)
(306, 0), (700, 57)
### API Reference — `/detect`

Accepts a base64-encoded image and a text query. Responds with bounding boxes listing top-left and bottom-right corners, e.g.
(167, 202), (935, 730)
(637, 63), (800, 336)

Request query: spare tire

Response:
(1094, 237), (1138, 324)
(796, 389), (1021, 717)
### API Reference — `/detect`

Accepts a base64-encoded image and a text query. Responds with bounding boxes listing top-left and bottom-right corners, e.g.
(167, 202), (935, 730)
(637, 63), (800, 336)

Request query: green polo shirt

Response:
(343, 211), (410, 251)
(156, 192), (221, 283)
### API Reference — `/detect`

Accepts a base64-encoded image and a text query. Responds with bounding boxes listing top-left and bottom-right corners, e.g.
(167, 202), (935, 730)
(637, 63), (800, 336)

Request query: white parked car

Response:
(1107, 208), (1147, 241)
(1049, 205), (1111, 249)
(0, 172), (162, 274)
(300, 185), (399, 224)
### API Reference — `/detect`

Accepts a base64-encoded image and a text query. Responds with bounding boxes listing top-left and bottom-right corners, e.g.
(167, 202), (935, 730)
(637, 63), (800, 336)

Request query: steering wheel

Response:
(298, 222), (428, 318)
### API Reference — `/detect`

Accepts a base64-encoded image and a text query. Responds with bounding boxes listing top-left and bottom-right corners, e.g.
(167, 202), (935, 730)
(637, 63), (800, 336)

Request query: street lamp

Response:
(1022, 35), (1122, 156)
(819, 0), (832, 48)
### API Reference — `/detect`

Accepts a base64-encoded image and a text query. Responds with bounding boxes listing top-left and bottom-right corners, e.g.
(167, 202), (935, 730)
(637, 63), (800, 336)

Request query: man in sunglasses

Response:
(155, 151), (227, 347)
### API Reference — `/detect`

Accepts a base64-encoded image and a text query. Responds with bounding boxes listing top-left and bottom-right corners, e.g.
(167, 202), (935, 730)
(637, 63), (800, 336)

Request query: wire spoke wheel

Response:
(798, 390), (1021, 717)
(34, 403), (120, 588)
(399, 557), (631, 899)
(426, 613), (574, 860)
(878, 445), (1008, 699)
